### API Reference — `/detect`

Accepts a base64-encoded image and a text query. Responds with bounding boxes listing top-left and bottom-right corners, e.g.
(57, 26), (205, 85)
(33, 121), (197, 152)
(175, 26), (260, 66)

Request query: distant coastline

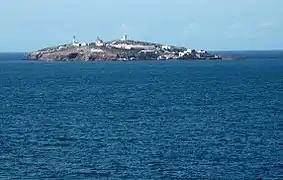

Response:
(26, 35), (241, 61)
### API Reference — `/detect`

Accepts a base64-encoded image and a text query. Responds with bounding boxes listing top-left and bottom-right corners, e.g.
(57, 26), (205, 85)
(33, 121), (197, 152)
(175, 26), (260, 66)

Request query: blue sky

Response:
(0, 0), (282, 52)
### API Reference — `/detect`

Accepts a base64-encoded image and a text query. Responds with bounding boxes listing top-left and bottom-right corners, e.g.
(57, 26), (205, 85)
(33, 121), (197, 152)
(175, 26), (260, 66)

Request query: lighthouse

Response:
(72, 36), (76, 45)
(121, 34), (128, 41)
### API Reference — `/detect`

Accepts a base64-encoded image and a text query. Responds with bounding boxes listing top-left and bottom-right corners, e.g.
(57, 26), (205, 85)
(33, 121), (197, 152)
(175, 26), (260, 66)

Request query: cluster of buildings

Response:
(72, 36), (89, 47)
(72, 34), (159, 51)
(71, 35), (128, 47)
(70, 35), (211, 59)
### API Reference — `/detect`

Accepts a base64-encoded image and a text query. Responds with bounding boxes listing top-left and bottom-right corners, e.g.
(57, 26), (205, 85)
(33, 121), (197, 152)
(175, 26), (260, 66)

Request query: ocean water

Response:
(0, 52), (282, 179)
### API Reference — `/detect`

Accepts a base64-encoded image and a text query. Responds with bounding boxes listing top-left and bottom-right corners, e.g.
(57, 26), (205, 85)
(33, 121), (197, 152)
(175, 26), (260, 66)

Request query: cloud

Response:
(259, 22), (274, 27)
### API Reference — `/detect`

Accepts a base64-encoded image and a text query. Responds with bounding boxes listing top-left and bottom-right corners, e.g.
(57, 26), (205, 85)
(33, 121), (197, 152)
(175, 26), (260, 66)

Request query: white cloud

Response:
(259, 22), (274, 27)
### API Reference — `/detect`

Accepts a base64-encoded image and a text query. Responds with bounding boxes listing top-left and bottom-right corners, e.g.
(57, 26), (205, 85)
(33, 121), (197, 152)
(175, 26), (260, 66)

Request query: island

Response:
(27, 35), (225, 61)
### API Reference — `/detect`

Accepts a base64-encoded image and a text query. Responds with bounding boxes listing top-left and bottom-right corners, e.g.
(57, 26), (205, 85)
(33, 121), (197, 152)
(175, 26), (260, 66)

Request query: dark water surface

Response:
(0, 52), (283, 179)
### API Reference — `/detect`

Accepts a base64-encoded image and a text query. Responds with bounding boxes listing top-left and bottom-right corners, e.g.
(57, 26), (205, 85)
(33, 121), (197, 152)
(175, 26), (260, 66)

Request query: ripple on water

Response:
(0, 53), (283, 179)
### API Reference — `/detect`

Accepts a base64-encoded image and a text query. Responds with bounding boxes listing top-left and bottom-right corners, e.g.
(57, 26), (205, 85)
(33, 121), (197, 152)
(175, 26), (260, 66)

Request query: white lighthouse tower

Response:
(121, 34), (128, 41)
(72, 36), (76, 45)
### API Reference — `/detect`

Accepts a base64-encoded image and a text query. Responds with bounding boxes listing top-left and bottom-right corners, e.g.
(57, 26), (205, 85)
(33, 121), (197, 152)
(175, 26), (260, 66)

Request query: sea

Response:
(0, 51), (282, 179)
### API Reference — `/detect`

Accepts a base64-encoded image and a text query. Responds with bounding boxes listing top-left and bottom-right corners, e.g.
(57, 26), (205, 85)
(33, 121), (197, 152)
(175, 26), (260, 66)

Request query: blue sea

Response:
(0, 51), (282, 179)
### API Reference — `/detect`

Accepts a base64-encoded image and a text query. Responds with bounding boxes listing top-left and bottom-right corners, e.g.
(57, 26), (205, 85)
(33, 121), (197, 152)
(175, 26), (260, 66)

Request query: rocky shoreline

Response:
(27, 37), (226, 61)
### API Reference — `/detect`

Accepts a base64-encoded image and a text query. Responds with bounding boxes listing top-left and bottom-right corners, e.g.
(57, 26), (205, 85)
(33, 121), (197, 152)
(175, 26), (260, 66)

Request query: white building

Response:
(121, 34), (128, 41)
(124, 46), (132, 50)
(161, 45), (172, 50)
(186, 48), (192, 54)
(91, 49), (104, 53)
(179, 51), (186, 57)
(95, 37), (104, 47)
(197, 50), (207, 54)
(111, 44), (155, 50)
(72, 36), (88, 47)
(178, 48), (194, 57)
(73, 43), (81, 47)
(72, 36), (78, 45)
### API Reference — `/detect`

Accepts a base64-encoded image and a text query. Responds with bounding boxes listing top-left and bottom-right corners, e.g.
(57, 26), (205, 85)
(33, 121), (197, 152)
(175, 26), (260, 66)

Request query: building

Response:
(121, 34), (128, 41)
(91, 48), (104, 53)
(72, 36), (88, 47)
(95, 37), (104, 47)
(161, 45), (172, 50)
(179, 51), (186, 57)
(72, 36), (78, 45)
(197, 50), (207, 54)
(186, 48), (192, 54)
(111, 44), (155, 50)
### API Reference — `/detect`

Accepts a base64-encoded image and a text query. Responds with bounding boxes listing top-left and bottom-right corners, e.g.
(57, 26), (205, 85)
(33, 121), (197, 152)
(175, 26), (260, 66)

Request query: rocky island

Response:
(27, 35), (223, 61)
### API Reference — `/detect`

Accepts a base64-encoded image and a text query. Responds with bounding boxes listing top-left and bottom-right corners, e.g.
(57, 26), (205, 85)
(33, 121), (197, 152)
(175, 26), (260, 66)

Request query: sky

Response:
(0, 0), (282, 52)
